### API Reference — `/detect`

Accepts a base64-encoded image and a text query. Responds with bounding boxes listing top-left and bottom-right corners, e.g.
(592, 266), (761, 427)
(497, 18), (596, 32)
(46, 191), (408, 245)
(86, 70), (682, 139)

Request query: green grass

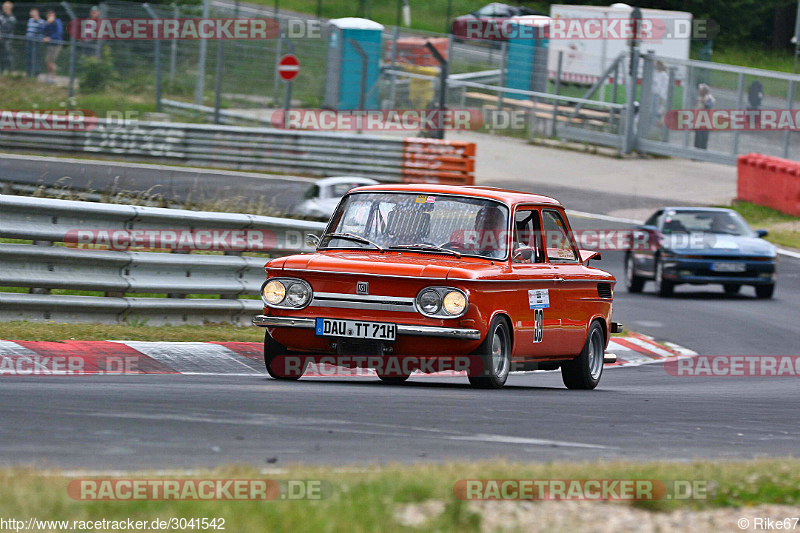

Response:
(1, 458), (800, 531)
(0, 321), (264, 342)
(724, 200), (800, 249)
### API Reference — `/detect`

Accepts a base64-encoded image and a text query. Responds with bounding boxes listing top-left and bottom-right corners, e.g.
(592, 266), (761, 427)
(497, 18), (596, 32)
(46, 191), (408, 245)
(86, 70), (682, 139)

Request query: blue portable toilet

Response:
(505, 15), (551, 100)
(323, 18), (384, 110)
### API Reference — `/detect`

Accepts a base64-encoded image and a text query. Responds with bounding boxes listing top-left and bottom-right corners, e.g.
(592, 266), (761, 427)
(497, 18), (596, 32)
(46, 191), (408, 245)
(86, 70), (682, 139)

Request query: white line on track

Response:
(447, 433), (611, 450)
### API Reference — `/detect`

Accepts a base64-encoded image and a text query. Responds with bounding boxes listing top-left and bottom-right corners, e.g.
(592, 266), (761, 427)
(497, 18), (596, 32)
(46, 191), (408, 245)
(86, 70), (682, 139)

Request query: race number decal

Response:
(533, 308), (544, 343)
(528, 289), (550, 309)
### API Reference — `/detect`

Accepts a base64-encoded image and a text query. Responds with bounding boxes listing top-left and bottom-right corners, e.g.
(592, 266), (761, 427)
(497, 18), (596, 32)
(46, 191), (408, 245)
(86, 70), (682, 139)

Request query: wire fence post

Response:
(348, 38), (368, 119)
(142, 3), (162, 112)
(622, 48), (639, 154)
(213, 41), (224, 124)
(169, 3), (178, 86)
(60, 1), (77, 104)
(282, 39), (295, 129)
(425, 40), (448, 140)
(194, 0), (210, 105)
(551, 50), (563, 138)
(783, 80), (795, 158)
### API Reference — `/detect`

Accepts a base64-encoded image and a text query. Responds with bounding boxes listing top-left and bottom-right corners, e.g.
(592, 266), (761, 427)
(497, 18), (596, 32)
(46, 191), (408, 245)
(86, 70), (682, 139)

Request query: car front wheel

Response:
(264, 331), (305, 380)
(468, 316), (512, 389)
(561, 320), (605, 390)
(755, 284), (775, 299)
(625, 254), (645, 293)
(654, 258), (675, 297)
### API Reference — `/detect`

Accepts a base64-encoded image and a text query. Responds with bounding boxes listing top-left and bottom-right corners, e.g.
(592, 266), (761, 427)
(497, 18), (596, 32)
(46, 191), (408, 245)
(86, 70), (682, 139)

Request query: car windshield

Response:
(321, 192), (510, 259)
(661, 210), (752, 236)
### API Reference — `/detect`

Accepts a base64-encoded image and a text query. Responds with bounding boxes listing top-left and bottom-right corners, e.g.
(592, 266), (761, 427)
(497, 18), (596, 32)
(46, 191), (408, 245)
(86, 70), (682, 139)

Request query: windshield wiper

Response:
(324, 232), (385, 251)
(388, 243), (461, 257)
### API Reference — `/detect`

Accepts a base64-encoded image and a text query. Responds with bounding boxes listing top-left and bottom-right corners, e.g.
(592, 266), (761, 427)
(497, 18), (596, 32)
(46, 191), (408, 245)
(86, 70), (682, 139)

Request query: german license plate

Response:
(711, 262), (746, 273)
(315, 318), (396, 341)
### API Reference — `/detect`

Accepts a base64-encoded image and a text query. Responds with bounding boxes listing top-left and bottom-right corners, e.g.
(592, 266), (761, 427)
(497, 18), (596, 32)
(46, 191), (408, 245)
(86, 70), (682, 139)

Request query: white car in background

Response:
(293, 176), (379, 220)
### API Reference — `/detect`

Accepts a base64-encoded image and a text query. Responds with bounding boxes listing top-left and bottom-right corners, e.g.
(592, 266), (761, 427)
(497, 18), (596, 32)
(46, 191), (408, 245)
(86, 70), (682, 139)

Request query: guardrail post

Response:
(142, 3), (162, 112)
(60, 2), (77, 104)
(622, 48), (639, 154)
(29, 240), (53, 295)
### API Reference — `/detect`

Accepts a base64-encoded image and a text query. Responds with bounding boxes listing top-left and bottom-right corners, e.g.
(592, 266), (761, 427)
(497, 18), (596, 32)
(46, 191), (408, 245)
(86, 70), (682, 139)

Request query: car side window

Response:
(541, 209), (578, 263)
(304, 185), (320, 200)
(513, 209), (543, 263)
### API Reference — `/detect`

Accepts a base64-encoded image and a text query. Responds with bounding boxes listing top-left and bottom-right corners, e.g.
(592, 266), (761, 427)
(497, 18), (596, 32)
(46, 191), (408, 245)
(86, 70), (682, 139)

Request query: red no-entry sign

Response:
(278, 54), (300, 82)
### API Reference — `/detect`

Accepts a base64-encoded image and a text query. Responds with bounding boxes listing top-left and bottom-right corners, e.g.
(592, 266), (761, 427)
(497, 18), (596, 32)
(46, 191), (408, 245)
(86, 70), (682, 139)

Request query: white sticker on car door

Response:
(528, 289), (550, 309)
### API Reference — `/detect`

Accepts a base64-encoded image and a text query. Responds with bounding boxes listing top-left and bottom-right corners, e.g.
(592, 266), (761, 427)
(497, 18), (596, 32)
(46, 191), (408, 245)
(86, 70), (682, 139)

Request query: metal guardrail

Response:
(0, 119), (475, 184)
(0, 195), (327, 325)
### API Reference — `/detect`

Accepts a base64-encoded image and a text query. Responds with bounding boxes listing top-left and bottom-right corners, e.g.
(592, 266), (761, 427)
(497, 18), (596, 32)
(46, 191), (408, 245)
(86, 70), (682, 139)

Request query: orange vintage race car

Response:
(253, 184), (622, 389)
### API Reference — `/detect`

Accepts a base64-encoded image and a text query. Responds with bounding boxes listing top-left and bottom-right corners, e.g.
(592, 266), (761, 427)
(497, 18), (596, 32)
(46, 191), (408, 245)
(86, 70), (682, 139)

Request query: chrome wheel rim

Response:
(588, 328), (604, 380)
(491, 326), (509, 380)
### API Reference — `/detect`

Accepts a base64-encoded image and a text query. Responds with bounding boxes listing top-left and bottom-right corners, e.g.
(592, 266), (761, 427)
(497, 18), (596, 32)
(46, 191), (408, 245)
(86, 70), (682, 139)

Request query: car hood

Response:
(274, 251), (505, 280)
(662, 233), (776, 257)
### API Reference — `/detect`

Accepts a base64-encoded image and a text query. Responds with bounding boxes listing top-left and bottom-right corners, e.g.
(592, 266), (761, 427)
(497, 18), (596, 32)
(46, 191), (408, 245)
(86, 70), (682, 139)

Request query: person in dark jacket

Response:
(0, 2), (17, 74)
(41, 9), (62, 83)
(24, 6), (43, 78)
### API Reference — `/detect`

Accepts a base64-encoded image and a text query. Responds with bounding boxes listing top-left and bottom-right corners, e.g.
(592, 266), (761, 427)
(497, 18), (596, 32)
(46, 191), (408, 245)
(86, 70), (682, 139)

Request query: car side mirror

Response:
(755, 229), (768, 238)
(579, 249), (602, 264)
(306, 233), (321, 248)
(512, 246), (533, 263)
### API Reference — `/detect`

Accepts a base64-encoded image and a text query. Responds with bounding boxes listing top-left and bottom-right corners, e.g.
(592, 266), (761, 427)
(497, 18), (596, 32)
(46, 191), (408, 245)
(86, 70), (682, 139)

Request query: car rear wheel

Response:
(654, 258), (675, 297)
(625, 254), (645, 293)
(561, 320), (604, 390)
(723, 284), (741, 295)
(468, 316), (511, 389)
(755, 284), (775, 299)
(264, 331), (305, 380)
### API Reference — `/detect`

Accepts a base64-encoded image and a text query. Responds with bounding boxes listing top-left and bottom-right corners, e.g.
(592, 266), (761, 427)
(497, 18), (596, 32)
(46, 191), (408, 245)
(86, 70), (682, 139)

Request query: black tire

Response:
(654, 258), (675, 297)
(264, 331), (304, 380)
(468, 316), (512, 389)
(625, 253), (645, 293)
(723, 284), (741, 295)
(561, 320), (605, 390)
(755, 284), (775, 299)
(378, 375), (410, 384)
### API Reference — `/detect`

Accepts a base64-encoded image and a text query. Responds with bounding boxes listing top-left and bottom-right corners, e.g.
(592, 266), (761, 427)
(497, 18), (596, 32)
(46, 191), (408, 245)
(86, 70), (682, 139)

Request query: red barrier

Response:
(401, 138), (476, 185)
(736, 153), (800, 216)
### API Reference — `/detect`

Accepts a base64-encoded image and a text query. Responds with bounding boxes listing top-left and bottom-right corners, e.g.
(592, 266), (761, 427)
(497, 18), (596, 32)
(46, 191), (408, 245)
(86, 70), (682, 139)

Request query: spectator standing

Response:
(24, 7), (43, 78)
(0, 2), (17, 74)
(694, 83), (715, 150)
(42, 9), (62, 84)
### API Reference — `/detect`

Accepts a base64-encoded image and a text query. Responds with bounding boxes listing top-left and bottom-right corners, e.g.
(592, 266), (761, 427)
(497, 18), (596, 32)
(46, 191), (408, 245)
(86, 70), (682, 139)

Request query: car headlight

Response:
(442, 291), (466, 315)
(418, 290), (442, 314)
(263, 280), (286, 305)
(286, 282), (312, 307)
(262, 278), (313, 308)
(416, 287), (468, 318)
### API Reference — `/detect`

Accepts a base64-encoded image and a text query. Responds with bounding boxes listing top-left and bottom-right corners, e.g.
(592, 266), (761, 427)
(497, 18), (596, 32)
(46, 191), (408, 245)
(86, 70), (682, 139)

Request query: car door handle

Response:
(554, 276), (565, 283)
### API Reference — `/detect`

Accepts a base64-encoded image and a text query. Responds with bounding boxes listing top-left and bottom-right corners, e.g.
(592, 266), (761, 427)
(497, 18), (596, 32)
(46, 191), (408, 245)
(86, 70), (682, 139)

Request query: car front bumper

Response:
(661, 257), (777, 285)
(252, 315), (482, 340)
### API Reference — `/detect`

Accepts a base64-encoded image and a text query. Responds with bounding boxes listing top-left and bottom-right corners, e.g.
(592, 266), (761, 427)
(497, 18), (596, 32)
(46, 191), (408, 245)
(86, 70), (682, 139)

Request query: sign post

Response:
(278, 53), (300, 129)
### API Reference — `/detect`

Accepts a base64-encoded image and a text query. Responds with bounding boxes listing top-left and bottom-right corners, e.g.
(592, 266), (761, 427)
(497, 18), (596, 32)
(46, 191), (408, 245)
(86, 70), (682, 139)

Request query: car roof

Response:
(348, 184), (562, 207)
(315, 176), (380, 187)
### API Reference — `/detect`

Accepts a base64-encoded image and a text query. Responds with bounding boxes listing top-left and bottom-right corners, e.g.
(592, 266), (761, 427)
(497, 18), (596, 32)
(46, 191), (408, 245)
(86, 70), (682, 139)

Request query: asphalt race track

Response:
(1, 228), (798, 469)
(2, 160), (799, 469)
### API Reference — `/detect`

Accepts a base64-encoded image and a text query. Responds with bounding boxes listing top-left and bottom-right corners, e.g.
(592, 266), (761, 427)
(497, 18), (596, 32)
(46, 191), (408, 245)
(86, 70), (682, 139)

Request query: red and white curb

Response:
(0, 335), (694, 376)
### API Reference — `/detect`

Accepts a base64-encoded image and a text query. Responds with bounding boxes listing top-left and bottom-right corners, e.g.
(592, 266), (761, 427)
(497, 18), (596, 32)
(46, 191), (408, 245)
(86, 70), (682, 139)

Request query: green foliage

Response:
(78, 45), (116, 93)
